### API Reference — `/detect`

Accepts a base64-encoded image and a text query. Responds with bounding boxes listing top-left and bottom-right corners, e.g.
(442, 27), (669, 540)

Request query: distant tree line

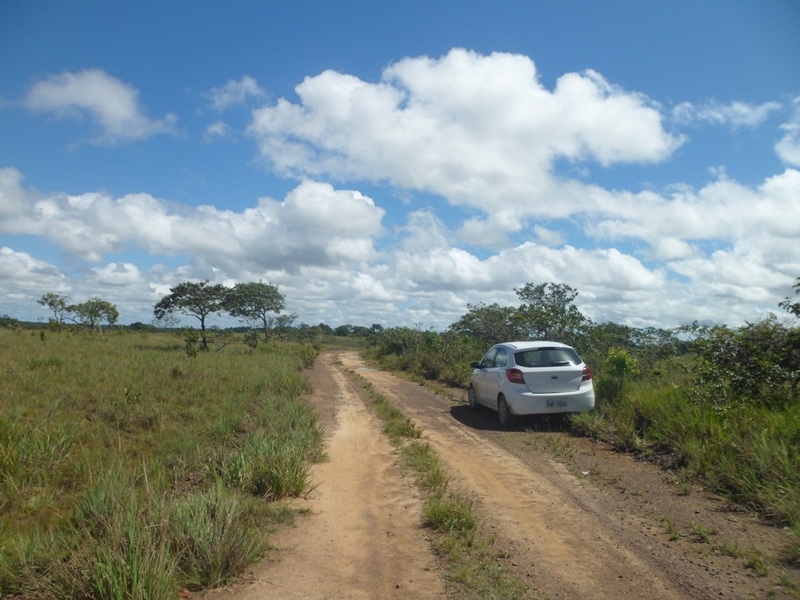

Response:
(368, 279), (800, 408)
(35, 280), (287, 347)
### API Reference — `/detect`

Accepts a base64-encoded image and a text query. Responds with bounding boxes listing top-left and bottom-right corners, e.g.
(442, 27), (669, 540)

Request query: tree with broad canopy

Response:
(154, 281), (227, 351)
(69, 298), (119, 334)
(514, 282), (591, 347)
(223, 281), (285, 340)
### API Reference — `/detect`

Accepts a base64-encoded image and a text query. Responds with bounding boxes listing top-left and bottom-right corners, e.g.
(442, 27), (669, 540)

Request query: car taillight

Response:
(506, 368), (525, 384)
(582, 365), (593, 381)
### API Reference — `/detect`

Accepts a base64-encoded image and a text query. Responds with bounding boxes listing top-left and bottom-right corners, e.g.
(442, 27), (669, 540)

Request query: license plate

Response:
(546, 400), (568, 408)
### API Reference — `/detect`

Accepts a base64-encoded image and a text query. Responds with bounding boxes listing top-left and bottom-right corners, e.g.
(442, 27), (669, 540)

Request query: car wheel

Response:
(497, 396), (514, 427)
(468, 386), (480, 410)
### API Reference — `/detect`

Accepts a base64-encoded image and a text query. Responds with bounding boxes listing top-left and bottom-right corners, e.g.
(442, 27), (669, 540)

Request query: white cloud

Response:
(400, 208), (450, 252)
(584, 169), (800, 259)
(532, 225), (565, 247)
(24, 69), (177, 144)
(0, 169), (384, 274)
(0, 247), (68, 320)
(775, 97), (800, 166)
(204, 121), (229, 140)
(672, 99), (781, 128)
(457, 216), (513, 248)
(207, 76), (265, 111)
(0, 246), (64, 287)
(248, 49), (681, 226)
(90, 262), (145, 287)
(3, 51), (796, 331)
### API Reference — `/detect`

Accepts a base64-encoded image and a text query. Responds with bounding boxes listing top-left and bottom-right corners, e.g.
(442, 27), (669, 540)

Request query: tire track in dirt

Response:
(206, 351), (797, 600)
(204, 353), (445, 600)
(340, 353), (690, 600)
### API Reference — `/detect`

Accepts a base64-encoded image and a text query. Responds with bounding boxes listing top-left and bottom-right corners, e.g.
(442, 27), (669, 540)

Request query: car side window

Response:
(494, 347), (508, 367)
(481, 348), (498, 368)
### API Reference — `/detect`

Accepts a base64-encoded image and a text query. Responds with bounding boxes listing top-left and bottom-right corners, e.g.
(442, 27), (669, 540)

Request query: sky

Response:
(1, 1), (799, 331)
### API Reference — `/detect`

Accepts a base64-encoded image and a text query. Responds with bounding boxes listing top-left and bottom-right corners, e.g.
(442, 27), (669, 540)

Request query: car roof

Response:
(498, 341), (571, 350)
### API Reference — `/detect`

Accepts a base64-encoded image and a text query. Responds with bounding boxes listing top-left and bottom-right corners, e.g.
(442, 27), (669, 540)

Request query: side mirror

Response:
(470, 361), (481, 369)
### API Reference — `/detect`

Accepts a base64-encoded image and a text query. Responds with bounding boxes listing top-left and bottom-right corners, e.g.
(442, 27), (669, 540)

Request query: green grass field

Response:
(0, 328), (323, 598)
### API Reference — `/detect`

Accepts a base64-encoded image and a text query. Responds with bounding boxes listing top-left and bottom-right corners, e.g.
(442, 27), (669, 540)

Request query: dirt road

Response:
(206, 351), (798, 599)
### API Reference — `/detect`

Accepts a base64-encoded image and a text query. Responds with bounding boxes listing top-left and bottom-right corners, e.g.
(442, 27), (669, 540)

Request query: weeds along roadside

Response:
(569, 377), (800, 567)
(0, 328), (323, 599)
(365, 335), (800, 569)
(346, 368), (530, 599)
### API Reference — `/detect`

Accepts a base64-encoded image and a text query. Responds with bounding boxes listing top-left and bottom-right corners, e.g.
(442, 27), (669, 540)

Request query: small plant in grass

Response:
(402, 441), (449, 495)
(352, 372), (422, 444)
(569, 409), (610, 439)
(243, 329), (260, 350)
(219, 430), (318, 499)
(689, 521), (716, 544)
(744, 548), (769, 577)
(660, 517), (681, 541)
(50, 495), (178, 600)
(780, 525), (800, 566)
(425, 494), (477, 539)
(169, 484), (268, 589)
(715, 540), (744, 558)
(184, 328), (201, 356)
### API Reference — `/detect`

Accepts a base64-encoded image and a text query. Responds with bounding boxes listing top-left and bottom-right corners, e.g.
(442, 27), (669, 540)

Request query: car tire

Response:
(468, 386), (480, 410)
(497, 395), (515, 427)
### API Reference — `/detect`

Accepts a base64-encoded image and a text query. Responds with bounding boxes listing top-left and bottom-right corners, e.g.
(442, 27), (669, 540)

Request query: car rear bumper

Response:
(505, 387), (595, 415)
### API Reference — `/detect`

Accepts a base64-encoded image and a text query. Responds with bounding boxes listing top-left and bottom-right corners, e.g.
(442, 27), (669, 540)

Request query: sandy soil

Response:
(205, 351), (799, 599)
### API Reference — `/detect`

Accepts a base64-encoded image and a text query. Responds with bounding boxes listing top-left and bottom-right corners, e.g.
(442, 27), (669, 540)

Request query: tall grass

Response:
(571, 378), (800, 562)
(0, 329), (323, 598)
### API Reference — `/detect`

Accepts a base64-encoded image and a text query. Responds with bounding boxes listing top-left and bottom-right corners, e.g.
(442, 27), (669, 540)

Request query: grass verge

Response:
(349, 370), (531, 599)
(570, 380), (800, 566)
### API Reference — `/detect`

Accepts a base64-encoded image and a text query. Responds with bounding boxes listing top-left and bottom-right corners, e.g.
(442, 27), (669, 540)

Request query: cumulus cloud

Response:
(4, 51), (797, 330)
(248, 49), (681, 221)
(672, 99), (781, 128)
(0, 168), (384, 273)
(584, 169), (800, 259)
(532, 225), (566, 247)
(0, 247), (68, 320)
(0, 246), (64, 287)
(207, 76), (265, 111)
(400, 208), (450, 252)
(24, 69), (177, 144)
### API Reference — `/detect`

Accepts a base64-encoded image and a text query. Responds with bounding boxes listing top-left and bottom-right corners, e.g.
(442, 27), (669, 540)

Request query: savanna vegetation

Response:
(2, 276), (798, 598)
(366, 279), (800, 564)
(0, 328), (321, 598)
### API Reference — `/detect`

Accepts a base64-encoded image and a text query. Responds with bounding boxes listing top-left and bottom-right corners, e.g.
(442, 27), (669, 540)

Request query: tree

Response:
(37, 292), (70, 330)
(514, 282), (591, 346)
(273, 312), (298, 336)
(223, 281), (285, 341)
(69, 298), (119, 334)
(334, 324), (354, 337)
(448, 302), (521, 345)
(154, 281), (227, 350)
(780, 277), (800, 318)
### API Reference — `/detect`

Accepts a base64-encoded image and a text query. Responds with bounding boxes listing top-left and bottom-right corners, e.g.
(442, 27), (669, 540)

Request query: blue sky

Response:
(1, 1), (799, 330)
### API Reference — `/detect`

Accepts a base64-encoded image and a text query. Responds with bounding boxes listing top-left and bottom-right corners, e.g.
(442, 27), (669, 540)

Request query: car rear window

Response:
(514, 347), (581, 368)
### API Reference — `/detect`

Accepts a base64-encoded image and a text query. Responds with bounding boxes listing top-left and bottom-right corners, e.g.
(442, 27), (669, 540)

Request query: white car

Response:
(468, 341), (595, 426)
